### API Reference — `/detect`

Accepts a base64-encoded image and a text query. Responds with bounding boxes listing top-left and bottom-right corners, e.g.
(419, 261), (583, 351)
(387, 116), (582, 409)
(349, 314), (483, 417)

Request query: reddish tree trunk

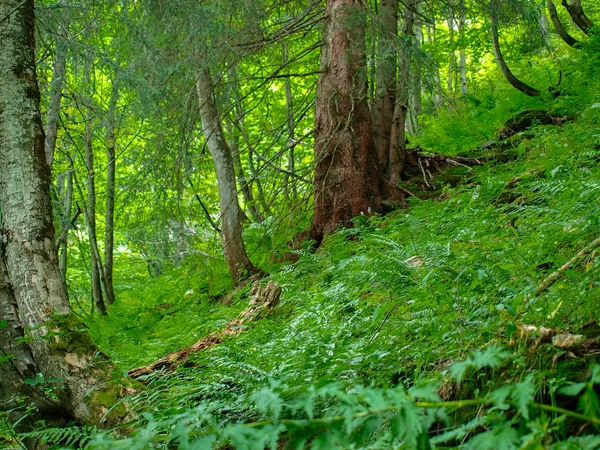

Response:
(310, 0), (385, 243)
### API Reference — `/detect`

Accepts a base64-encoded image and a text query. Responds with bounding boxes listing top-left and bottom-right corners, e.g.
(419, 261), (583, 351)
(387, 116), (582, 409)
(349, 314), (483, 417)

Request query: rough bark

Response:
(104, 76), (118, 306)
(490, 16), (541, 97)
(561, 0), (594, 35)
(196, 69), (259, 284)
(371, 0), (398, 171)
(0, 0), (132, 427)
(547, 0), (579, 47)
(44, 0), (69, 168)
(310, 0), (385, 243)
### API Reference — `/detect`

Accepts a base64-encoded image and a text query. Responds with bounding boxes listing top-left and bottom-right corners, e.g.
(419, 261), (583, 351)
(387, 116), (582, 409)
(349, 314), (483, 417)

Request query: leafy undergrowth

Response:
(24, 45), (600, 450)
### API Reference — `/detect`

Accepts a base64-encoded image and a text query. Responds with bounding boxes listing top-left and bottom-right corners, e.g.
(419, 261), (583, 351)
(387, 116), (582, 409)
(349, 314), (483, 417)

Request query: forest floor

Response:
(71, 73), (600, 447)
(4, 54), (600, 450)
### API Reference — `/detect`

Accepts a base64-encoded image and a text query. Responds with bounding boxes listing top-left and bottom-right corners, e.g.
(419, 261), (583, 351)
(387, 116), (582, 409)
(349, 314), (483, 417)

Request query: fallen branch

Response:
(129, 281), (282, 380)
(524, 236), (600, 302)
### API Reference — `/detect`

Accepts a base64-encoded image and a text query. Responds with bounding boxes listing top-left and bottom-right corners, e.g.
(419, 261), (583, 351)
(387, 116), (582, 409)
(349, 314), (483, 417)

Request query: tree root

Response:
(128, 281), (282, 380)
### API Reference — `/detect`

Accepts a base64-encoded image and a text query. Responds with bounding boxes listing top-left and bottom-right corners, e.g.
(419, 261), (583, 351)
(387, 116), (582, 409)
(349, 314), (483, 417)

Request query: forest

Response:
(2, 0), (600, 448)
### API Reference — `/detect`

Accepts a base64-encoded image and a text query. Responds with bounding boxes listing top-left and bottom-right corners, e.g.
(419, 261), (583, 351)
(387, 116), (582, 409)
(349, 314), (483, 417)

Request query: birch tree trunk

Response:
(0, 0), (130, 426)
(310, 0), (384, 243)
(196, 69), (259, 284)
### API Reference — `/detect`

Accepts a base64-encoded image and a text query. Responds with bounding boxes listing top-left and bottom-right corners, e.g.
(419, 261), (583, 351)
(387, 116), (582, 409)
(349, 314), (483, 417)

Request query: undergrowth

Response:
(11, 34), (600, 450)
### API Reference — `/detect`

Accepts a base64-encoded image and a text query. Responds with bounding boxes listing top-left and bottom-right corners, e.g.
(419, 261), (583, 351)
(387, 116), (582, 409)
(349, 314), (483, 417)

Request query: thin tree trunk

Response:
(232, 81), (271, 216)
(84, 105), (107, 315)
(490, 15), (541, 97)
(104, 76), (119, 306)
(228, 68), (264, 223)
(59, 169), (73, 280)
(561, 0), (594, 35)
(282, 40), (297, 202)
(458, 0), (468, 95)
(408, 6), (422, 135)
(426, 24), (442, 109)
(0, 0), (130, 426)
(371, 0), (398, 171)
(310, 0), (385, 243)
(389, 0), (417, 184)
(447, 3), (456, 94)
(548, 0), (579, 46)
(196, 69), (259, 284)
(44, 0), (69, 168)
(228, 118), (263, 223)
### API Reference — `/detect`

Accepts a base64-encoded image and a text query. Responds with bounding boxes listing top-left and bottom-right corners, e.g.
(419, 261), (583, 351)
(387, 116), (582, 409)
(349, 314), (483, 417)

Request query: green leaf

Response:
(558, 382), (586, 397)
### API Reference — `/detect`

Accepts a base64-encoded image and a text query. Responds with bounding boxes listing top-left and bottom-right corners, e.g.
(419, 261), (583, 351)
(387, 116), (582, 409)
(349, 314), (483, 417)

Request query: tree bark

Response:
(84, 106), (107, 315)
(310, 0), (385, 243)
(196, 69), (259, 284)
(458, 0), (468, 95)
(547, 0), (579, 47)
(490, 15), (541, 97)
(58, 168), (74, 280)
(228, 67), (264, 223)
(0, 0), (131, 427)
(371, 0), (398, 172)
(282, 40), (297, 203)
(104, 75), (119, 306)
(389, 0), (417, 184)
(561, 0), (594, 35)
(44, 0), (69, 168)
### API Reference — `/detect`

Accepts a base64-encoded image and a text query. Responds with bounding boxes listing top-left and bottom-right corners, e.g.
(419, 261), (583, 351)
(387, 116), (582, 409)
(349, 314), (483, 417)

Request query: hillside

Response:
(22, 40), (599, 448)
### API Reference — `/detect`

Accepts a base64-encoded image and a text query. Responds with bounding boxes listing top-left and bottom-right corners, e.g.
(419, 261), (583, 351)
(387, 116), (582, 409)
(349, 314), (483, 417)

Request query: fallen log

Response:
(129, 281), (282, 380)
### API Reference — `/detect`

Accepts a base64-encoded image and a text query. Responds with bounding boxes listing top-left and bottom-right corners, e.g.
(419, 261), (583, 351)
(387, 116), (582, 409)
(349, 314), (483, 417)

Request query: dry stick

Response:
(524, 236), (600, 302)
(129, 281), (281, 380)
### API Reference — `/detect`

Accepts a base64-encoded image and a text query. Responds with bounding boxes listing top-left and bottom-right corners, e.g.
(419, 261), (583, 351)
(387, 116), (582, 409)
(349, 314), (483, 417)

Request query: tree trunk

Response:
(426, 24), (443, 109)
(310, 0), (384, 243)
(0, 0), (130, 427)
(371, 0), (398, 172)
(44, 0), (69, 168)
(447, 3), (457, 94)
(228, 67), (265, 223)
(547, 0), (579, 47)
(104, 76), (119, 306)
(84, 108), (107, 315)
(58, 168), (74, 280)
(561, 0), (594, 35)
(458, 0), (468, 95)
(389, 0), (417, 184)
(196, 69), (259, 284)
(490, 15), (541, 97)
(282, 40), (297, 203)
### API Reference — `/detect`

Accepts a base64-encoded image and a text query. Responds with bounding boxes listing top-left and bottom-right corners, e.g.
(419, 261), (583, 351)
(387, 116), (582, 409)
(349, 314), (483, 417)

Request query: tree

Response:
(310, 0), (386, 243)
(0, 0), (128, 428)
(196, 69), (260, 284)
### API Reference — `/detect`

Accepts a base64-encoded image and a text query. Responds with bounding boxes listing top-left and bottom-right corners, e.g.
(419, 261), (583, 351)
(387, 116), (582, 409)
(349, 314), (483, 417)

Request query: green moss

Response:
(47, 313), (98, 356)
